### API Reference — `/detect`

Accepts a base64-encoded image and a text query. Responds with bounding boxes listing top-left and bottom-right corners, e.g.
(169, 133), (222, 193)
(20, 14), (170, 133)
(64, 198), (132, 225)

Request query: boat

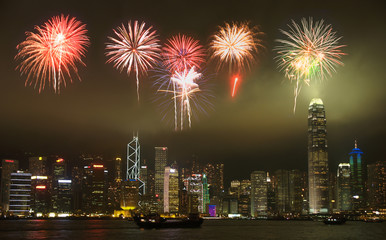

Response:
(133, 213), (204, 229)
(323, 215), (346, 225)
(363, 217), (383, 223)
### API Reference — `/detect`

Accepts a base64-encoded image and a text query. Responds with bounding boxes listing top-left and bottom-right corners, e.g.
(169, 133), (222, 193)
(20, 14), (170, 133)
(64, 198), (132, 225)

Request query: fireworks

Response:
(275, 18), (345, 113)
(231, 76), (239, 98)
(15, 15), (89, 93)
(106, 21), (161, 101)
(153, 65), (213, 131)
(162, 34), (205, 72)
(210, 22), (262, 97)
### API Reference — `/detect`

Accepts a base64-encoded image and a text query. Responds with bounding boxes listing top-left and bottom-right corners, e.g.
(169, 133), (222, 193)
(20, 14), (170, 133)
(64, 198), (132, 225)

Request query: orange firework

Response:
(15, 15), (89, 93)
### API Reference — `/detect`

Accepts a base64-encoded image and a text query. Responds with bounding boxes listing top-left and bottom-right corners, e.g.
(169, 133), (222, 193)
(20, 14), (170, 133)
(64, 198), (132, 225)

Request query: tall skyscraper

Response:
(308, 98), (329, 214)
(1, 159), (19, 211)
(336, 163), (351, 211)
(367, 161), (386, 209)
(163, 166), (179, 213)
(204, 163), (224, 198)
(114, 157), (122, 182)
(155, 147), (168, 201)
(29, 157), (47, 176)
(349, 140), (366, 210)
(9, 171), (31, 217)
(250, 171), (267, 217)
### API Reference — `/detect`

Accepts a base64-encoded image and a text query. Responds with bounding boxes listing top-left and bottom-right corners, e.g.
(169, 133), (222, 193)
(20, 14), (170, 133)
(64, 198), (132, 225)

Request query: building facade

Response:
(250, 171), (267, 217)
(349, 141), (366, 210)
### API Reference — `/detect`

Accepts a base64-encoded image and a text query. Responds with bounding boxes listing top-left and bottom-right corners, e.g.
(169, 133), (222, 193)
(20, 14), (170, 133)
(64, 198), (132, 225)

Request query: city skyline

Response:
(0, 0), (385, 184)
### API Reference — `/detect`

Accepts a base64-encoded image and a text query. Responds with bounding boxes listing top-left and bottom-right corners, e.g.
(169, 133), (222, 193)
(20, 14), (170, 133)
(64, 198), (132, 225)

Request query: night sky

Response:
(0, 0), (385, 183)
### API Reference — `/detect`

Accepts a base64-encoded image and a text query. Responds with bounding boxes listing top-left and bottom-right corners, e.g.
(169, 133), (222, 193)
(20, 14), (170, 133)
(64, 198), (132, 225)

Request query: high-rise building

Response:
(82, 163), (108, 214)
(29, 157), (48, 176)
(140, 166), (148, 194)
(336, 163), (351, 211)
(229, 180), (241, 197)
(250, 171), (267, 217)
(155, 147), (168, 201)
(308, 98), (329, 214)
(267, 173), (276, 216)
(204, 163), (224, 198)
(349, 140), (366, 210)
(163, 166), (179, 213)
(9, 171), (31, 217)
(114, 157), (122, 182)
(184, 174), (203, 213)
(274, 169), (290, 214)
(1, 159), (19, 211)
(120, 180), (139, 211)
(52, 158), (70, 214)
(202, 174), (210, 213)
(30, 175), (49, 215)
(367, 161), (386, 210)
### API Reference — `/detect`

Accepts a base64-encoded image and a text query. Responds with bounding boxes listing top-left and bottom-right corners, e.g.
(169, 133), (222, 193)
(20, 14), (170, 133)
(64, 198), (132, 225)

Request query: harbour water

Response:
(0, 219), (384, 240)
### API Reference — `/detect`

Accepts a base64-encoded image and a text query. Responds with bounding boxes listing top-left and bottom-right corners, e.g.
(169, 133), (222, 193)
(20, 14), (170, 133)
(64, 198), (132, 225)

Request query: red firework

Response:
(15, 15), (89, 93)
(162, 34), (206, 72)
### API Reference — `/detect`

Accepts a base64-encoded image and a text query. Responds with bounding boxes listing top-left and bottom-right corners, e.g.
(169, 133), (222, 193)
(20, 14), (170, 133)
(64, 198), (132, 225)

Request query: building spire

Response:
(355, 139), (358, 149)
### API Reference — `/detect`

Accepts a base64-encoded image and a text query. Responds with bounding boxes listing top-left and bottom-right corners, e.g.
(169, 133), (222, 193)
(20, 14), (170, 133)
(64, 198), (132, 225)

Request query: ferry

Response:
(133, 213), (204, 229)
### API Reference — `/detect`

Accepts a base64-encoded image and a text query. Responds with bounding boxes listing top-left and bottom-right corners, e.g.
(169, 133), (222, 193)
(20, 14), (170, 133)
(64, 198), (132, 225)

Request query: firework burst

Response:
(106, 20), (161, 101)
(15, 15), (89, 93)
(210, 22), (263, 97)
(153, 65), (213, 131)
(275, 17), (345, 113)
(162, 34), (206, 72)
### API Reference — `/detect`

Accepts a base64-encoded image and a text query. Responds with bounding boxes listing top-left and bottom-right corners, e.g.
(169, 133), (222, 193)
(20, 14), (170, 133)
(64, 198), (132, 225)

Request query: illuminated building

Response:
(127, 135), (145, 195)
(9, 171), (31, 217)
(0, 159), (19, 211)
(336, 163), (351, 211)
(229, 180), (240, 197)
(114, 157), (122, 182)
(250, 171), (267, 217)
(185, 174), (203, 213)
(367, 161), (386, 209)
(29, 156), (47, 176)
(83, 163), (108, 214)
(178, 187), (188, 214)
(52, 158), (70, 214)
(349, 140), (366, 210)
(204, 163), (224, 198)
(308, 98), (329, 214)
(140, 165), (148, 194)
(155, 147), (168, 204)
(30, 175), (49, 215)
(266, 173), (276, 216)
(238, 180), (251, 216)
(163, 166), (179, 213)
(120, 180), (139, 211)
(202, 174), (210, 213)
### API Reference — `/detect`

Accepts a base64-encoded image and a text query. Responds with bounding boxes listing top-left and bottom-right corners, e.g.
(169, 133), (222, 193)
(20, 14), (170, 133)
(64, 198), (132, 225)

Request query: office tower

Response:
(202, 174), (210, 213)
(250, 171), (267, 217)
(120, 180), (139, 211)
(114, 157), (122, 182)
(204, 163), (224, 198)
(289, 170), (303, 214)
(308, 98), (329, 214)
(336, 163), (351, 211)
(229, 180), (241, 197)
(1, 159), (19, 211)
(52, 158), (71, 214)
(367, 161), (386, 209)
(238, 180), (251, 216)
(163, 166), (179, 213)
(147, 169), (155, 197)
(29, 157), (48, 176)
(155, 147), (168, 201)
(30, 175), (49, 215)
(83, 163), (108, 214)
(178, 187), (188, 214)
(127, 135), (145, 195)
(191, 154), (201, 174)
(184, 174), (203, 213)
(9, 171), (31, 217)
(349, 140), (366, 210)
(267, 173), (276, 216)
(71, 166), (83, 214)
(275, 169), (290, 214)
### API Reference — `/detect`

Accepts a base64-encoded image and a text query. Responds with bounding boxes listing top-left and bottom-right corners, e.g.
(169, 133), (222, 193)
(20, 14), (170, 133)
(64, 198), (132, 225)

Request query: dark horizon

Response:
(0, 0), (385, 183)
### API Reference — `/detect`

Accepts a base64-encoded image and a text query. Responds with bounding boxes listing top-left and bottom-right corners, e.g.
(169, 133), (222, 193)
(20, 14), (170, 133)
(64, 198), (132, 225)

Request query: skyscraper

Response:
(349, 140), (366, 210)
(204, 163), (224, 198)
(1, 159), (19, 211)
(308, 98), (329, 214)
(367, 161), (386, 209)
(155, 147), (168, 201)
(29, 157), (47, 176)
(250, 171), (267, 217)
(336, 163), (351, 211)
(163, 166), (179, 213)
(9, 171), (31, 217)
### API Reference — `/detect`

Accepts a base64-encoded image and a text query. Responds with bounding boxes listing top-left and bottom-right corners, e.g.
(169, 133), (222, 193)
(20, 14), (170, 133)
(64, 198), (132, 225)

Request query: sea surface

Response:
(0, 219), (384, 240)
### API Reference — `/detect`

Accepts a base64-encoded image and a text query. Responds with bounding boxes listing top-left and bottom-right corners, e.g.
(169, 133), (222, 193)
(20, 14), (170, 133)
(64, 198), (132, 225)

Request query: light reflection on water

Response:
(0, 220), (384, 240)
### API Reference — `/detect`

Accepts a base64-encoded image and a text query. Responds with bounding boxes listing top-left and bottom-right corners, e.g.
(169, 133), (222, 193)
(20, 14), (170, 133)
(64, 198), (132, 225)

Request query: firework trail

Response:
(210, 22), (262, 97)
(153, 65), (213, 131)
(106, 20), (161, 101)
(275, 18), (345, 113)
(161, 34), (205, 130)
(15, 15), (89, 93)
